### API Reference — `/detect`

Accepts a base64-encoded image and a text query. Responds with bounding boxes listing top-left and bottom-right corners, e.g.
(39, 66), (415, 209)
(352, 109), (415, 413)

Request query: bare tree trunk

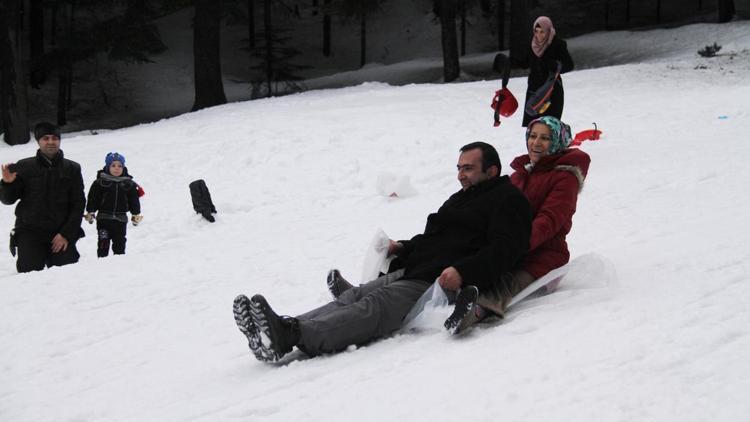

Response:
(509, 0), (530, 67)
(65, 0), (74, 112)
(29, 0), (44, 88)
(717, 0), (735, 22)
(656, 0), (661, 24)
(604, 0), (610, 30)
(127, 0), (146, 16)
(460, 0), (466, 56)
(1, 0), (31, 145)
(264, 0), (272, 96)
(56, 2), (70, 126)
(248, 0), (255, 49)
(57, 59), (68, 125)
(438, 0), (460, 82)
(55, 2), (68, 125)
(51, 1), (57, 45)
(496, 0), (505, 50)
(360, 10), (366, 67)
(323, 0), (330, 56)
(192, 0), (227, 111)
(626, 0), (630, 22)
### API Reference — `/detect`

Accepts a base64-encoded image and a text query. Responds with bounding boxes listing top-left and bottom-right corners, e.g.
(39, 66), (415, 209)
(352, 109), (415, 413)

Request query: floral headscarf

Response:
(525, 116), (571, 155)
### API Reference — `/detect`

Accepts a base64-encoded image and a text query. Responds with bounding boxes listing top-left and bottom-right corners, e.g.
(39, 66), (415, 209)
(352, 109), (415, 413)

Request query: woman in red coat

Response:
(508, 116), (590, 282)
(445, 116), (590, 333)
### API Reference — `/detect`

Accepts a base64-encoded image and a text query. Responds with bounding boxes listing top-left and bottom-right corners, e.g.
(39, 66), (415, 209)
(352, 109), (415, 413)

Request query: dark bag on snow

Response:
(189, 179), (217, 223)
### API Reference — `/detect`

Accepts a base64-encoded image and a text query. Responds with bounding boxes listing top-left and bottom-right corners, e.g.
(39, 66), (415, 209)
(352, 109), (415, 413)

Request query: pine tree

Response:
(248, 0), (308, 98)
(30, 0), (46, 88)
(28, 0), (170, 124)
(509, 0), (529, 67)
(496, 0), (505, 50)
(330, 0), (383, 68)
(0, 0), (31, 145)
(436, 0), (460, 82)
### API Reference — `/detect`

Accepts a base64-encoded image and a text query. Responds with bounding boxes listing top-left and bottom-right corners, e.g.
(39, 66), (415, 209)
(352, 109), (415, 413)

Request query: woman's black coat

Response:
(522, 37), (574, 127)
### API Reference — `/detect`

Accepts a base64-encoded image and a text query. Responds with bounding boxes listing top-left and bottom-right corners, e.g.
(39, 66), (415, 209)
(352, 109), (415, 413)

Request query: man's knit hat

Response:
(105, 152), (126, 166)
(34, 122), (61, 141)
(525, 116), (572, 154)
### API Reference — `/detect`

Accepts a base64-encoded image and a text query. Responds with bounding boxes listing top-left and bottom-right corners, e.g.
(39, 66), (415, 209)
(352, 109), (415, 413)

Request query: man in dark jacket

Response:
(1, 122), (86, 273)
(233, 142), (532, 362)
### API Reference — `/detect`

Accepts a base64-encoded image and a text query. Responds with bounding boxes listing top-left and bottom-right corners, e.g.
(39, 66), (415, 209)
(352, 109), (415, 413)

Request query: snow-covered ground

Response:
(2, 20), (750, 422)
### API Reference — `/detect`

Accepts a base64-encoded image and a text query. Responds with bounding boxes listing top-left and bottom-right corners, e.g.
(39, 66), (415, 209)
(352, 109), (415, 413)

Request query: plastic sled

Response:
(571, 123), (602, 146)
(491, 87), (519, 127)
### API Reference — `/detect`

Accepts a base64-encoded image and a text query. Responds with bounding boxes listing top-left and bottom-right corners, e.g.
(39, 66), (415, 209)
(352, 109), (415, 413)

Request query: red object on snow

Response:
(571, 123), (602, 146)
(137, 185), (146, 197)
(491, 87), (519, 127)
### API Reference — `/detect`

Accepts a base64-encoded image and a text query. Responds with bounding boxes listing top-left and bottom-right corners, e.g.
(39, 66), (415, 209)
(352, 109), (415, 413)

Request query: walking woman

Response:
(522, 16), (574, 127)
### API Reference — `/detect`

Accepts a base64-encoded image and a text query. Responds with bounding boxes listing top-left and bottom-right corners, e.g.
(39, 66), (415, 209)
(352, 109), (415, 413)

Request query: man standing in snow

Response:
(1, 122), (86, 273)
(233, 142), (532, 362)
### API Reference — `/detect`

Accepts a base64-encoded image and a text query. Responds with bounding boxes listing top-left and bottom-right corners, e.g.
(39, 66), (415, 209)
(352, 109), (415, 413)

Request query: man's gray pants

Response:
(296, 269), (427, 356)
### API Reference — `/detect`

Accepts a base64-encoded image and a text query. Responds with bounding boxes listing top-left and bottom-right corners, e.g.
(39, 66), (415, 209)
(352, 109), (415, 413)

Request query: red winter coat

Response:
(510, 148), (590, 279)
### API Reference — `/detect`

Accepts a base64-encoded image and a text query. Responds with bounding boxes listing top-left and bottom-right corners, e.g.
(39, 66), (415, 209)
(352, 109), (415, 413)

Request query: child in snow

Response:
(84, 152), (143, 257)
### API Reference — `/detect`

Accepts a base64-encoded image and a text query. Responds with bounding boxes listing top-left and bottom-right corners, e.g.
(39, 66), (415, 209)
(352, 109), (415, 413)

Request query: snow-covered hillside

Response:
(2, 21), (750, 422)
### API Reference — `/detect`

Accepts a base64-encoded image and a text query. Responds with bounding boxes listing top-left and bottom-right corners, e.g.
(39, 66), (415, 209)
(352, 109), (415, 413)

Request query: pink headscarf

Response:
(531, 16), (556, 57)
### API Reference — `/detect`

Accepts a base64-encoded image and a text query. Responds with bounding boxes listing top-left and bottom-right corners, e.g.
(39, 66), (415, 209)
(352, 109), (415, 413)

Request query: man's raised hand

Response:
(2, 164), (17, 183)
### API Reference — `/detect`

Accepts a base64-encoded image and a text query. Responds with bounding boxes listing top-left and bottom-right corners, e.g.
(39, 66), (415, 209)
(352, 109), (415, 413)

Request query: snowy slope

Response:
(2, 21), (750, 422)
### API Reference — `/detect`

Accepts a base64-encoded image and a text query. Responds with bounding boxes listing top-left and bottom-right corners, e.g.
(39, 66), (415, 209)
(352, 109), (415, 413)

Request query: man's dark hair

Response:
(460, 141), (502, 173)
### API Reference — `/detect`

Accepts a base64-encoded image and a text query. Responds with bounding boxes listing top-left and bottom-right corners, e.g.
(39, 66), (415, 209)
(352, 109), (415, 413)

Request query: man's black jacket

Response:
(398, 175), (531, 291)
(0, 150), (85, 242)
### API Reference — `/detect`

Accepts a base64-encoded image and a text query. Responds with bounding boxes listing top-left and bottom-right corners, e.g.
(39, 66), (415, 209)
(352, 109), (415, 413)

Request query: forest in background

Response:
(0, 0), (741, 145)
